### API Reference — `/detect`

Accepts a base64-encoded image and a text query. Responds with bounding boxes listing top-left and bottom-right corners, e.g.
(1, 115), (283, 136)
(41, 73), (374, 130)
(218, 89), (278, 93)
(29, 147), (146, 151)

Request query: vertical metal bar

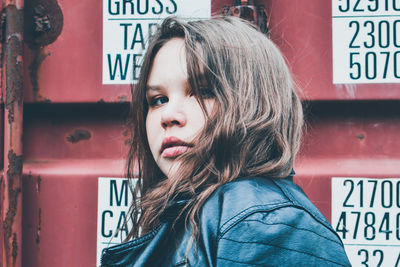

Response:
(0, 3), (6, 267)
(2, 0), (23, 266)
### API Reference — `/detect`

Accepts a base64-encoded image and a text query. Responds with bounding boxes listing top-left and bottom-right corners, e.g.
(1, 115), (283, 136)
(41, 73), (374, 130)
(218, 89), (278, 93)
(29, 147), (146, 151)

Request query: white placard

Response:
(332, 0), (400, 84)
(96, 177), (135, 266)
(332, 177), (400, 267)
(103, 0), (211, 84)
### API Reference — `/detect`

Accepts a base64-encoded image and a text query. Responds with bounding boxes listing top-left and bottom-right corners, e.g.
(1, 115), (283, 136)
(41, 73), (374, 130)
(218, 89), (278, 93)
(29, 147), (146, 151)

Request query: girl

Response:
(101, 17), (350, 266)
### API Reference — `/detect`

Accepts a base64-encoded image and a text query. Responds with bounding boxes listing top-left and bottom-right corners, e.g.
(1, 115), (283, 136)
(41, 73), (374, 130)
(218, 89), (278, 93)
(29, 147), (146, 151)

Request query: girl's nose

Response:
(160, 101), (187, 129)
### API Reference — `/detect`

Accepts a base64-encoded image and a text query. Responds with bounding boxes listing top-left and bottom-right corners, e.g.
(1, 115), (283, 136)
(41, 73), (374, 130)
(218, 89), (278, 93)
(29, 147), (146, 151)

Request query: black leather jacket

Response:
(101, 176), (351, 266)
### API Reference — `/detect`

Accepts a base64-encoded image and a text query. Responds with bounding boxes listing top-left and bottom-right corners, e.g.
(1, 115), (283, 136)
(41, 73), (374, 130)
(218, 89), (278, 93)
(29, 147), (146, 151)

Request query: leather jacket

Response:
(101, 176), (351, 266)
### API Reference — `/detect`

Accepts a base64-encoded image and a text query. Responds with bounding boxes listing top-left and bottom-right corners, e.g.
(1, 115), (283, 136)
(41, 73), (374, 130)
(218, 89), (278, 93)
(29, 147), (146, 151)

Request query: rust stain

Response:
(3, 3), (24, 265)
(66, 129), (92, 144)
(0, 10), (7, 98)
(98, 98), (105, 103)
(356, 133), (365, 140)
(2, 211), (14, 241)
(35, 208), (41, 244)
(36, 175), (41, 193)
(24, 0), (63, 48)
(24, 0), (63, 101)
(3, 172), (21, 262)
(12, 233), (18, 260)
(5, 5), (24, 124)
(0, 8), (6, 41)
(8, 149), (23, 176)
(3, 151), (22, 266)
(29, 47), (50, 101)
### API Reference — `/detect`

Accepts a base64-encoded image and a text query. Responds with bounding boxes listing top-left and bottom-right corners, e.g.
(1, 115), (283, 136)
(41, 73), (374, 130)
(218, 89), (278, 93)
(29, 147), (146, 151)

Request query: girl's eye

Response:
(148, 96), (168, 107)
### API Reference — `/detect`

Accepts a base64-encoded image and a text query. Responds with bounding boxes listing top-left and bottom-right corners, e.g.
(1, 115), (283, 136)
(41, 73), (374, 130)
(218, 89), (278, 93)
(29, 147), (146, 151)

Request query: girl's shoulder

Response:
(202, 176), (332, 233)
(200, 176), (351, 266)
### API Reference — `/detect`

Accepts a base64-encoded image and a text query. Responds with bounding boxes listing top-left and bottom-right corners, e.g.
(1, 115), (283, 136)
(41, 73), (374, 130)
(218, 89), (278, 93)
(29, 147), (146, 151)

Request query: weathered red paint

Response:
(19, 0), (236, 104)
(295, 101), (400, 218)
(22, 0), (131, 103)
(2, 1), (24, 266)
(20, 102), (127, 266)
(265, 0), (400, 100)
(0, 2), (5, 266)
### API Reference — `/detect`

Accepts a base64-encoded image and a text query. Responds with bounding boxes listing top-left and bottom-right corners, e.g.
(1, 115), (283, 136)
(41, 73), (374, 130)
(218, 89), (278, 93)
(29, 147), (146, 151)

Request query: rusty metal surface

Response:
(22, 0), (131, 103)
(3, 151), (22, 266)
(19, 0), (233, 103)
(22, 172), (116, 267)
(5, 6), (23, 123)
(0, 2), (4, 266)
(2, 1), (24, 266)
(24, 0), (63, 102)
(24, 0), (63, 48)
(23, 103), (130, 159)
(22, 103), (127, 267)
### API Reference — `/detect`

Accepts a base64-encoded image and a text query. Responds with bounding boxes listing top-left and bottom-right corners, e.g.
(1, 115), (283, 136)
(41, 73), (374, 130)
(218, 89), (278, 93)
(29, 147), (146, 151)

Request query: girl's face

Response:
(145, 38), (214, 178)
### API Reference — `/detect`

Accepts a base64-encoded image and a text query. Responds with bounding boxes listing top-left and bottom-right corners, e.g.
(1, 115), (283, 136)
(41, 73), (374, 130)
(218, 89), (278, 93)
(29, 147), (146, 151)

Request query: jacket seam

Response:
(217, 202), (292, 241)
(271, 179), (345, 244)
(103, 224), (162, 254)
(242, 218), (343, 245)
(271, 179), (328, 224)
(216, 257), (266, 266)
(219, 237), (347, 266)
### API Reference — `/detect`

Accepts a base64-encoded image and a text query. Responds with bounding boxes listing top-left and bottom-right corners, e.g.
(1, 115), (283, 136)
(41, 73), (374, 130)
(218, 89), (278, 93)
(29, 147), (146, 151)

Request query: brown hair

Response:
(126, 16), (303, 240)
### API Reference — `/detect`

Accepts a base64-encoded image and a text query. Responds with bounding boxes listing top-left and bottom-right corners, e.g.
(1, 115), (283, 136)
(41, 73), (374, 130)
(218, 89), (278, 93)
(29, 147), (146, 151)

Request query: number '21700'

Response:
(343, 179), (400, 208)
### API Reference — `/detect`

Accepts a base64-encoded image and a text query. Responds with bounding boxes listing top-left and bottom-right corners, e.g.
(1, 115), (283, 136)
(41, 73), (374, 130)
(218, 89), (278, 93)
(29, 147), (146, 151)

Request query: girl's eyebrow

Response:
(146, 85), (162, 93)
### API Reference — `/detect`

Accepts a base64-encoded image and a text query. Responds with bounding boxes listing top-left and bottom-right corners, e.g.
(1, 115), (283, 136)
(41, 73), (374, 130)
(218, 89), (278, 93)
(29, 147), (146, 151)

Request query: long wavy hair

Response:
(126, 16), (303, 240)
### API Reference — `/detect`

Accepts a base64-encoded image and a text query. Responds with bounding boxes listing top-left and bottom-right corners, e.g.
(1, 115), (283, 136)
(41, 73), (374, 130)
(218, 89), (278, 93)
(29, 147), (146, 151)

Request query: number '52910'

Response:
(338, 0), (400, 12)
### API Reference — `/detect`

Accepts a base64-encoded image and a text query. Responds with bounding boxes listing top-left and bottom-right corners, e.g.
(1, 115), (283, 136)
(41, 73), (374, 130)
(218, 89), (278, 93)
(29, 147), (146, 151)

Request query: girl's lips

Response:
(160, 136), (193, 158)
(161, 145), (191, 158)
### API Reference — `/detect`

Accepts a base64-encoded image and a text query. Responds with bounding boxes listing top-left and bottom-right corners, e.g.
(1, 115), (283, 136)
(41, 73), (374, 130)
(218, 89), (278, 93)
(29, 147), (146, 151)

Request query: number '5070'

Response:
(349, 51), (400, 80)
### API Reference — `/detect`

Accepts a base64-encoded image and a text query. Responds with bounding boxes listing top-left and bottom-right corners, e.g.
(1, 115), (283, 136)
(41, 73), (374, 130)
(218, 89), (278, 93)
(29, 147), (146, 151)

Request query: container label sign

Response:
(332, 0), (400, 84)
(332, 177), (400, 266)
(103, 0), (211, 84)
(97, 177), (135, 266)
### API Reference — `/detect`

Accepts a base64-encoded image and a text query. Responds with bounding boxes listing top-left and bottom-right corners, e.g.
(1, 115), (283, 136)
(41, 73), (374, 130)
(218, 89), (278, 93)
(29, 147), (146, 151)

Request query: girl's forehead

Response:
(146, 39), (187, 87)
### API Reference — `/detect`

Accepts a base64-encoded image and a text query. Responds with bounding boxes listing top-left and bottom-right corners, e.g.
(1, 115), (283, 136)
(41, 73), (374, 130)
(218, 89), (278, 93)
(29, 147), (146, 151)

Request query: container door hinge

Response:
(222, 0), (269, 34)
(24, 0), (63, 48)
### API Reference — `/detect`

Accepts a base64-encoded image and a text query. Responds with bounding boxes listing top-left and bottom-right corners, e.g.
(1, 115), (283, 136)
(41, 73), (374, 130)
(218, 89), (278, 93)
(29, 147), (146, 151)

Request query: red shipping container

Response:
(0, 0), (398, 266)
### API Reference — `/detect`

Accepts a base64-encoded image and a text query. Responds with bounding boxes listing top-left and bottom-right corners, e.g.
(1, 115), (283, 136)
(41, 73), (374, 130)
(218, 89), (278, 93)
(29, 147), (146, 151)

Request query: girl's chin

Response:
(160, 161), (182, 180)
